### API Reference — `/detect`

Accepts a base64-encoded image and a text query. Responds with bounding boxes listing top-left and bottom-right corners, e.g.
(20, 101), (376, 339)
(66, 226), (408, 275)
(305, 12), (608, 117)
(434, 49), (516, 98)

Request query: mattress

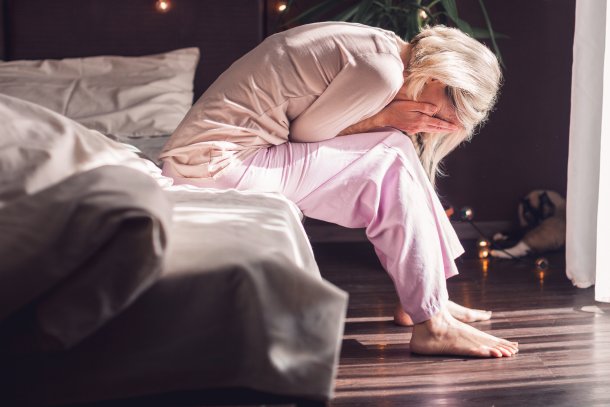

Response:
(8, 187), (348, 406)
(0, 94), (348, 406)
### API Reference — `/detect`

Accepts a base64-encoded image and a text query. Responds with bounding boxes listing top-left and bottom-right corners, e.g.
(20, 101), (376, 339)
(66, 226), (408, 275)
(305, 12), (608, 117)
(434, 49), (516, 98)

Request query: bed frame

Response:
(0, 1), (328, 406)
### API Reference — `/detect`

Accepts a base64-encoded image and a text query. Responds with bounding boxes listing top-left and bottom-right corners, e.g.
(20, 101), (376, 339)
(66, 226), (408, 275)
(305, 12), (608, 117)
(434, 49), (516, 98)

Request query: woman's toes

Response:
(486, 346), (503, 358)
(499, 338), (518, 348)
(496, 344), (515, 357)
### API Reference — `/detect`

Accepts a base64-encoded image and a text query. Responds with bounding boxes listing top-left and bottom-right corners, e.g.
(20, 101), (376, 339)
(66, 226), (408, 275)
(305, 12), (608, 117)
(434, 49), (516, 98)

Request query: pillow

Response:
(0, 48), (199, 137)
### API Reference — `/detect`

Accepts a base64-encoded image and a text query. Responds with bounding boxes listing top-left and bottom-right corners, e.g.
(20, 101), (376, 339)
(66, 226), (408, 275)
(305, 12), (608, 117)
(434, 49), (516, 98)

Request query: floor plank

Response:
(313, 241), (610, 407)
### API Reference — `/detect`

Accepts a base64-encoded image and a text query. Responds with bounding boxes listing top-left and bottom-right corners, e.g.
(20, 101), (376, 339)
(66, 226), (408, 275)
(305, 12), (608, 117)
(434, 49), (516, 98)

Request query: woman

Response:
(161, 22), (518, 358)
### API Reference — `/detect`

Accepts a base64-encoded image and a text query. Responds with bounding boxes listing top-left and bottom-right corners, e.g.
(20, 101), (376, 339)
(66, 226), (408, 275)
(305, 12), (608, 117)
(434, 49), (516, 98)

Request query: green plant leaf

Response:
(478, 0), (505, 68)
(470, 27), (509, 40)
(454, 17), (474, 36)
(354, 0), (376, 21)
(439, 0), (459, 22)
(334, 4), (361, 22)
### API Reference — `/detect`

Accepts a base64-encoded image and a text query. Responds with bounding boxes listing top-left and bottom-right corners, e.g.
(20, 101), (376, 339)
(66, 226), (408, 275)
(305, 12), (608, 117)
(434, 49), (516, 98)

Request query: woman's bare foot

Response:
(446, 301), (492, 323)
(394, 301), (492, 326)
(410, 307), (518, 358)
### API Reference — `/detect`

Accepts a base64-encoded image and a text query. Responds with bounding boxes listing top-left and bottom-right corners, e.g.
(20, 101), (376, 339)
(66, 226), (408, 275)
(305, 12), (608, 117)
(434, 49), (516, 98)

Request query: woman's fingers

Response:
(394, 117), (458, 134)
(379, 100), (461, 134)
(417, 114), (460, 132)
(394, 100), (438, 115)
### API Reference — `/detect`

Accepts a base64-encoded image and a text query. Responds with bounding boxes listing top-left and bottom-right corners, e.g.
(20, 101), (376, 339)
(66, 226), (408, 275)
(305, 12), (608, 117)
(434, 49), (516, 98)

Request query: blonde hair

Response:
(403, 25), (502, 186)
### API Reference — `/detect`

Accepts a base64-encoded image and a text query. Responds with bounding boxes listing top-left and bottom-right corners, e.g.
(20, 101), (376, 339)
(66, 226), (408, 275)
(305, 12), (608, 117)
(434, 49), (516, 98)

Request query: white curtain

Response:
(567, 0), (610, 302)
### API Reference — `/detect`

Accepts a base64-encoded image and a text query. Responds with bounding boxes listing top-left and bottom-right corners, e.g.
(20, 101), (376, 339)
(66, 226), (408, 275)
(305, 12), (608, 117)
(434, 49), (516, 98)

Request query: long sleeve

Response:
(289, 52), (404, 143)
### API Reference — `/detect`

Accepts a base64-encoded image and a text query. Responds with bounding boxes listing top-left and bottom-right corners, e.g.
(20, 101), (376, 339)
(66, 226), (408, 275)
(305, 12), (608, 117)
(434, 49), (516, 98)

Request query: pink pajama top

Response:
(160, 22), (405, 179)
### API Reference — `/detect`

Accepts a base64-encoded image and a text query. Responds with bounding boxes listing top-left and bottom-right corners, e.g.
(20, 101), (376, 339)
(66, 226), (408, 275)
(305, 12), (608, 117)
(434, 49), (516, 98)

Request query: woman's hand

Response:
(379, 100), (460, 134)
(338, 100), (460, 137)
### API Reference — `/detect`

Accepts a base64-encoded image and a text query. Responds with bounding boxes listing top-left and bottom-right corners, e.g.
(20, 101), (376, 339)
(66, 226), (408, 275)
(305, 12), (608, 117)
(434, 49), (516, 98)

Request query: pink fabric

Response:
(163, 129), (464, 324)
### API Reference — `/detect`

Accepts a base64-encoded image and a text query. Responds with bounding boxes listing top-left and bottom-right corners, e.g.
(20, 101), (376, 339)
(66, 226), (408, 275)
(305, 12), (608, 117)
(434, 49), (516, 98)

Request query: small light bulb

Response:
(278, 2), (287, 12)
(477, 238), (490, 248)
(478, 248), (490, 259)
(155, 0), (172, 13)
(460, 206), (474, 221)
(419, 10), (427, 20)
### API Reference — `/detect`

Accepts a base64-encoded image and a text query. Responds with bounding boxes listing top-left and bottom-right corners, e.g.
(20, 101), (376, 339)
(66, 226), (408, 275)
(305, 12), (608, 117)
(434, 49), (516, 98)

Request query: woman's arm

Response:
(338, 100), (459, 136)
(289, 53), (403, 143)
(289, 52), (458, 141)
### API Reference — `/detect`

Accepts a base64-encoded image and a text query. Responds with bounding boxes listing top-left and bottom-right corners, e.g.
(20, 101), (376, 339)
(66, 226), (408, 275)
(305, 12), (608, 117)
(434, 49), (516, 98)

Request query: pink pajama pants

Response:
(162, 129), (464, 323)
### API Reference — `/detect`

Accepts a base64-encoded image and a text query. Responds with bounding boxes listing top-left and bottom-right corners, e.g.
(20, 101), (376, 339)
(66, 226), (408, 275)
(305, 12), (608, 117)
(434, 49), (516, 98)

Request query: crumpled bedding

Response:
(0, 165), (172, 351)
(0, 93), (348, 405)
(0, 93), (174, 350)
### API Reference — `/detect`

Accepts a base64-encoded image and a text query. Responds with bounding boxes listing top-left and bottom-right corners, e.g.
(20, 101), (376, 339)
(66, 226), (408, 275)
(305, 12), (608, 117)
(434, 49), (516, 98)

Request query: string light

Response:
(458, 203), (555, 272)
(155, 0), (172, 13)
(459, 206), (474, 221)
(277, 2), (287, 12)
(477, 238), (491, 248)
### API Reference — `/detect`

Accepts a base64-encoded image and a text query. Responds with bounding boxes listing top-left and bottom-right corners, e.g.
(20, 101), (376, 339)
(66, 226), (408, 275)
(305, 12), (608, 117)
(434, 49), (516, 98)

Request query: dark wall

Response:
(1, 0), (264, 99)
(436, 0), (575, 222)
(268, 0), (576, 223)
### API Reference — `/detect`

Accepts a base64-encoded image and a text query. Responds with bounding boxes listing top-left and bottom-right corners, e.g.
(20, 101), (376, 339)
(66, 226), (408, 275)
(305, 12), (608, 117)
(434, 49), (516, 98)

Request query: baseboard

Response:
(451, 220), (514, 240)
(304, 218), (515, 243)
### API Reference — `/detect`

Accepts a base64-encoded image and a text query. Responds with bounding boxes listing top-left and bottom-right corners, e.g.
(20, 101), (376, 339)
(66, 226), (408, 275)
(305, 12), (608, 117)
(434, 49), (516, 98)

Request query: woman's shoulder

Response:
(279, 22), (401, 59)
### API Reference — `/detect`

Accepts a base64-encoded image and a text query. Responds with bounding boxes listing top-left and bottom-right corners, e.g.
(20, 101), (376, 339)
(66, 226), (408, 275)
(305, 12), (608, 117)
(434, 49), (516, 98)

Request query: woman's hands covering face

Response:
(336, 80), (460, 138)
(379, 100), (459, 134)
(383, 78), (462, 134)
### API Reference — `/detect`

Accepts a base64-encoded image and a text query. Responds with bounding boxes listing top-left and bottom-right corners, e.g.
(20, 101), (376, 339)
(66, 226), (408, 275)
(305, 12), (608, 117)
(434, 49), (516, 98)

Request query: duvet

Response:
(0, 93), (348, 405)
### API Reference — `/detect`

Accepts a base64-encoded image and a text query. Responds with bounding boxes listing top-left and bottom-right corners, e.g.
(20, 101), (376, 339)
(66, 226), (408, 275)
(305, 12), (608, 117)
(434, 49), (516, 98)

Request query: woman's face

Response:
(417, 79), (460, 127)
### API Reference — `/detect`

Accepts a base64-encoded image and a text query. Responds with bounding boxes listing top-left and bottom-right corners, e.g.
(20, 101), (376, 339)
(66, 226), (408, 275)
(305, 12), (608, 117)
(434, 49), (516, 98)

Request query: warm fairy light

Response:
(460, 206), (474, 221)
(419, 9), (427, 20)
(155, 0), (172, 13)
(277, 2), (287, 12)
(478, 248), (490, 259)
(477, 238), (490, 248)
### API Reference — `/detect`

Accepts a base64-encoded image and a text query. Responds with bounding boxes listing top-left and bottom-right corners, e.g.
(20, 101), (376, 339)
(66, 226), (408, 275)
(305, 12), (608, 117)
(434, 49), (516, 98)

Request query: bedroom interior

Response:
(0, 0), (609, 406)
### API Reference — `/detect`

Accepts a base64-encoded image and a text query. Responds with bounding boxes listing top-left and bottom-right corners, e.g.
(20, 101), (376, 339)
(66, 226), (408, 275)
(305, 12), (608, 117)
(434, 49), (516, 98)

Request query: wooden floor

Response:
(312, 241), (610, 407)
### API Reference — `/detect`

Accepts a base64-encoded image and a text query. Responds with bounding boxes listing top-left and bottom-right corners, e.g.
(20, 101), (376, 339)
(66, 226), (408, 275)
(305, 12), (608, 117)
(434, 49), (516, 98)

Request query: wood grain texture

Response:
(313, 241), (610, 407)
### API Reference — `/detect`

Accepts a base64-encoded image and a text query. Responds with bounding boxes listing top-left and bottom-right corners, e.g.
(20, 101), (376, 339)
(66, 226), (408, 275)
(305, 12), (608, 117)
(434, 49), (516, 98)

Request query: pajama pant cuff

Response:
(407, 295), (449, 325)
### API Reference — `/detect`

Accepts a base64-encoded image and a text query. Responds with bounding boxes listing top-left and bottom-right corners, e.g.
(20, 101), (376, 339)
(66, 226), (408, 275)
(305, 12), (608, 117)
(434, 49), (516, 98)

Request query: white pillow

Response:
(0, 48), (199, 137)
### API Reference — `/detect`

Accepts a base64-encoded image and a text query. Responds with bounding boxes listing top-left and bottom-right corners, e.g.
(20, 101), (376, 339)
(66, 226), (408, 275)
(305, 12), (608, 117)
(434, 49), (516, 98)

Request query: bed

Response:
(0, 1), (348, 406)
